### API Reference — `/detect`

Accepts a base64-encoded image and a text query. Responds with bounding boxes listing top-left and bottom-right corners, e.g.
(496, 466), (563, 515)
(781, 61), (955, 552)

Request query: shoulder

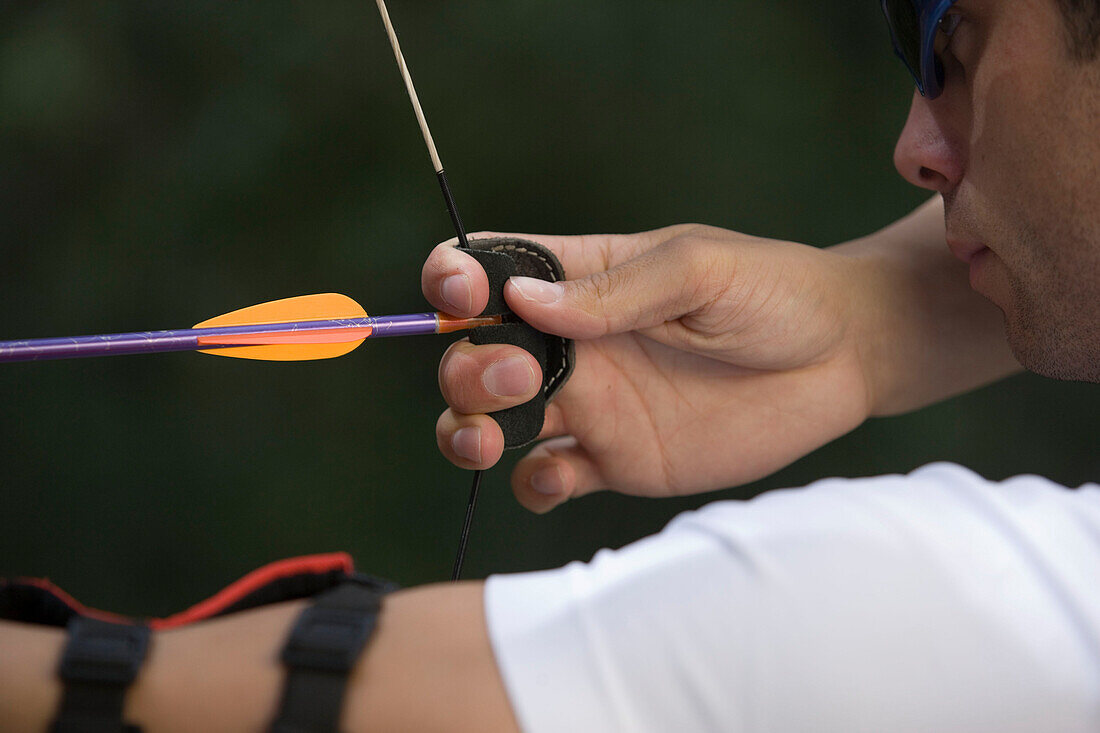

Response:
(673, 461), (1099, 545)
(485, 465), (1100, 733)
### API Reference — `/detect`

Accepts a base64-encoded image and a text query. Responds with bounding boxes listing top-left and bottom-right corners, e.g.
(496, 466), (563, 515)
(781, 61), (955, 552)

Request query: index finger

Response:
(422, 227), (689, 316)
(468, 228), (686, 279)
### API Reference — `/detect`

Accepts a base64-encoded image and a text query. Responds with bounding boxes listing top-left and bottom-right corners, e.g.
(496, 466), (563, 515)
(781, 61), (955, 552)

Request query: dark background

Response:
(0, 1), (1095, 615)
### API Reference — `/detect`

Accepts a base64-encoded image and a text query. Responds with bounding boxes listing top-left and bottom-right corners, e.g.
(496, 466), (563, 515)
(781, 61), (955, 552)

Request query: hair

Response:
(1055, 0), (1100, 58)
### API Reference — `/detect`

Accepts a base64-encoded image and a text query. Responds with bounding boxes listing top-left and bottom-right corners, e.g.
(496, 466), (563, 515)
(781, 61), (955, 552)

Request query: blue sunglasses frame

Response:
(881, 0), (958, 99)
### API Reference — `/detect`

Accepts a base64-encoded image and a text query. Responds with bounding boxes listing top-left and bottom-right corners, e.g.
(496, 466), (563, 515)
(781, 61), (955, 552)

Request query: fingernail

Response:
(510, 276), (563, 304)
(451, 427), (482, 463)
(530, 465), (564, 496)
(441, 274), (472, 312)
(482, 356), (536, 397)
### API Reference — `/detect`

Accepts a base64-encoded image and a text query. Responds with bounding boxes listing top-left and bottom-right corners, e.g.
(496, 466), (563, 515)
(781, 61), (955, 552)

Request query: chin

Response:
(1005, 317), (1100, 383)
(997, 263), (1100, 382)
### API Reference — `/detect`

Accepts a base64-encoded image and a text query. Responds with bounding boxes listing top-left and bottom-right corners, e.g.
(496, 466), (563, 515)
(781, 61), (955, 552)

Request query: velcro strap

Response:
(270, 575), (397, 733)
(51, 617), (151, 733)
(459, 238), (575, 448)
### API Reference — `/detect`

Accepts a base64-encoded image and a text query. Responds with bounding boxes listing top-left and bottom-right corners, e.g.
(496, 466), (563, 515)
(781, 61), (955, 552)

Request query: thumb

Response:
(504, 237), (721, 339)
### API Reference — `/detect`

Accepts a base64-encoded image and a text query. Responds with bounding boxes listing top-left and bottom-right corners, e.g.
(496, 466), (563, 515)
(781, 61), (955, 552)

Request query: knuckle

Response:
(424, 244), (478, 287)
(663, 227), (714, 259)
(437, 346), (477, 406)
(590, 269), (618, 301)
(435, 409), (455, 436)
(570, 267), (635, 336)
(435, 412), (458, 456)
(662, 232), (696, 260)
(649, 222), (704, 241)
(577, 264), (630, 304)
(441, 342), (532, 411)
(423, 244), (452, 279)
(662, 232), (737, 308)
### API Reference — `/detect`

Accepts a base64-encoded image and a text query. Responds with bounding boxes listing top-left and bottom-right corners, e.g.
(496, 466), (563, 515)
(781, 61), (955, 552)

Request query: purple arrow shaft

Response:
(0, 313), (441, 363)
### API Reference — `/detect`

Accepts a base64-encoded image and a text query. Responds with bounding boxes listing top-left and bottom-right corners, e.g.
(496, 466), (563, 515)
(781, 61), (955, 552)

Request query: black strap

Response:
(51, 617), (151, 733)
(270, 576), (395, 733)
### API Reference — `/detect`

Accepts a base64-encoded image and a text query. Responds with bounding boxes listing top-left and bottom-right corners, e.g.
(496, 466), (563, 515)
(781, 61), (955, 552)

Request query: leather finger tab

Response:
(468, 323), (547, 448)
(458, 238), (575, 448)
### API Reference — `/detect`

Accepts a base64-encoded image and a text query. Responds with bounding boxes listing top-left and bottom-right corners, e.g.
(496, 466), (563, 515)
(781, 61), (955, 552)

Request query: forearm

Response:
(0, 582), (517, 733)
(0, 602), (298, 733)
(0, 623), (62, 732)
(834, 197), (1020, 415)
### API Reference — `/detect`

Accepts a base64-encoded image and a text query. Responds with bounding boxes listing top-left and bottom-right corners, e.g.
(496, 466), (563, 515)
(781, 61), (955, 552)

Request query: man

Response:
(1, 0), (1097, 730)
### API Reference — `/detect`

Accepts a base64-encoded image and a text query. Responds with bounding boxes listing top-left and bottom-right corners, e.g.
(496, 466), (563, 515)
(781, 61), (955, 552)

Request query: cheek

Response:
(964, 57), (1078, 260)
(967, 12), (1100, 226)
(964, 82), (1034, 250)
(965, 9), (1065, 193)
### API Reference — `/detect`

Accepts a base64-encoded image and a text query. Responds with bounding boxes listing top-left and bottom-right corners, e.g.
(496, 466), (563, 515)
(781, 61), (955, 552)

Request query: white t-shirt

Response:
(485, 463), (1100, 733)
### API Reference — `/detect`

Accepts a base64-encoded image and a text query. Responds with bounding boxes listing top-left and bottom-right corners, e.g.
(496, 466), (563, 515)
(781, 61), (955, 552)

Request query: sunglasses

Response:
(881, 0), (960, 99)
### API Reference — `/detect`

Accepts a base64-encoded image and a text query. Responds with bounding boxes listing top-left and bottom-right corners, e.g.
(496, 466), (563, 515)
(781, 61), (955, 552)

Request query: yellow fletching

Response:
(193, 293), (368, 362)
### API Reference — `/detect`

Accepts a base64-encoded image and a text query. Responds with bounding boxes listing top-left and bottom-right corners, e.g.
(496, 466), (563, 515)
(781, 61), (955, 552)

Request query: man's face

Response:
(893, 0), (1100, 381)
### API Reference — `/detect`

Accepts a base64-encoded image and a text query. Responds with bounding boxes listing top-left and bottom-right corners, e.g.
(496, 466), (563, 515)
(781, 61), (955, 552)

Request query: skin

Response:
(895, 0), (1100, 381)
(0, 584), (520, 733)
(428, 214), (1016, 513)
(3, 1), (1097, 730)
(426, 0), (1099, 511)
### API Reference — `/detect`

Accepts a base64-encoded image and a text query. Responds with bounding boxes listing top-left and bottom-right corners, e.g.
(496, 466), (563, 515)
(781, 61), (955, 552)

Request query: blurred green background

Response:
(0, 1), (1095, 616)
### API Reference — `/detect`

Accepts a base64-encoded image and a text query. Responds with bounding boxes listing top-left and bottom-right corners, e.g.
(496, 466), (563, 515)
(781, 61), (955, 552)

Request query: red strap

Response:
(151, 552), (354, 630)
(4, 552), (355, 630)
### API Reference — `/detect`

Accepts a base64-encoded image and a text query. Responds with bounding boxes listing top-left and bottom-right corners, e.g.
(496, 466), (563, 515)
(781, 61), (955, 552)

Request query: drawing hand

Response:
(423, 225), (870, 512)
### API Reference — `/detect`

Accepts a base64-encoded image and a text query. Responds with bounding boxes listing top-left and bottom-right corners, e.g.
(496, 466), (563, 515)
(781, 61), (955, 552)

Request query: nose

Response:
(893, 91), (965, 193)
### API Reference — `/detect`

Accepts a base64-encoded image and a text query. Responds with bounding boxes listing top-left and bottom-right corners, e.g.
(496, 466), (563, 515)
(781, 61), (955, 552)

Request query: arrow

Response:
(0, 293), (501, 364)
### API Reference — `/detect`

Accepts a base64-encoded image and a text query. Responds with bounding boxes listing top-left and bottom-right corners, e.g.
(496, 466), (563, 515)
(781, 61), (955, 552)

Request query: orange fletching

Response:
(194, 293), (366, 328)
(193, 293), (369, 362)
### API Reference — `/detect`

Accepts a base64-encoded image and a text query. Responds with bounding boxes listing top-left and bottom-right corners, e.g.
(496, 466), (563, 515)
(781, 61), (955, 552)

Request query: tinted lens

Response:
(883, 0), (922, 81)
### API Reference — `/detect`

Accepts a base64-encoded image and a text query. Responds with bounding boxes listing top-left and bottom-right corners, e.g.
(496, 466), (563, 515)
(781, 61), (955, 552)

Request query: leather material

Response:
(459, 238), (575, 448)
